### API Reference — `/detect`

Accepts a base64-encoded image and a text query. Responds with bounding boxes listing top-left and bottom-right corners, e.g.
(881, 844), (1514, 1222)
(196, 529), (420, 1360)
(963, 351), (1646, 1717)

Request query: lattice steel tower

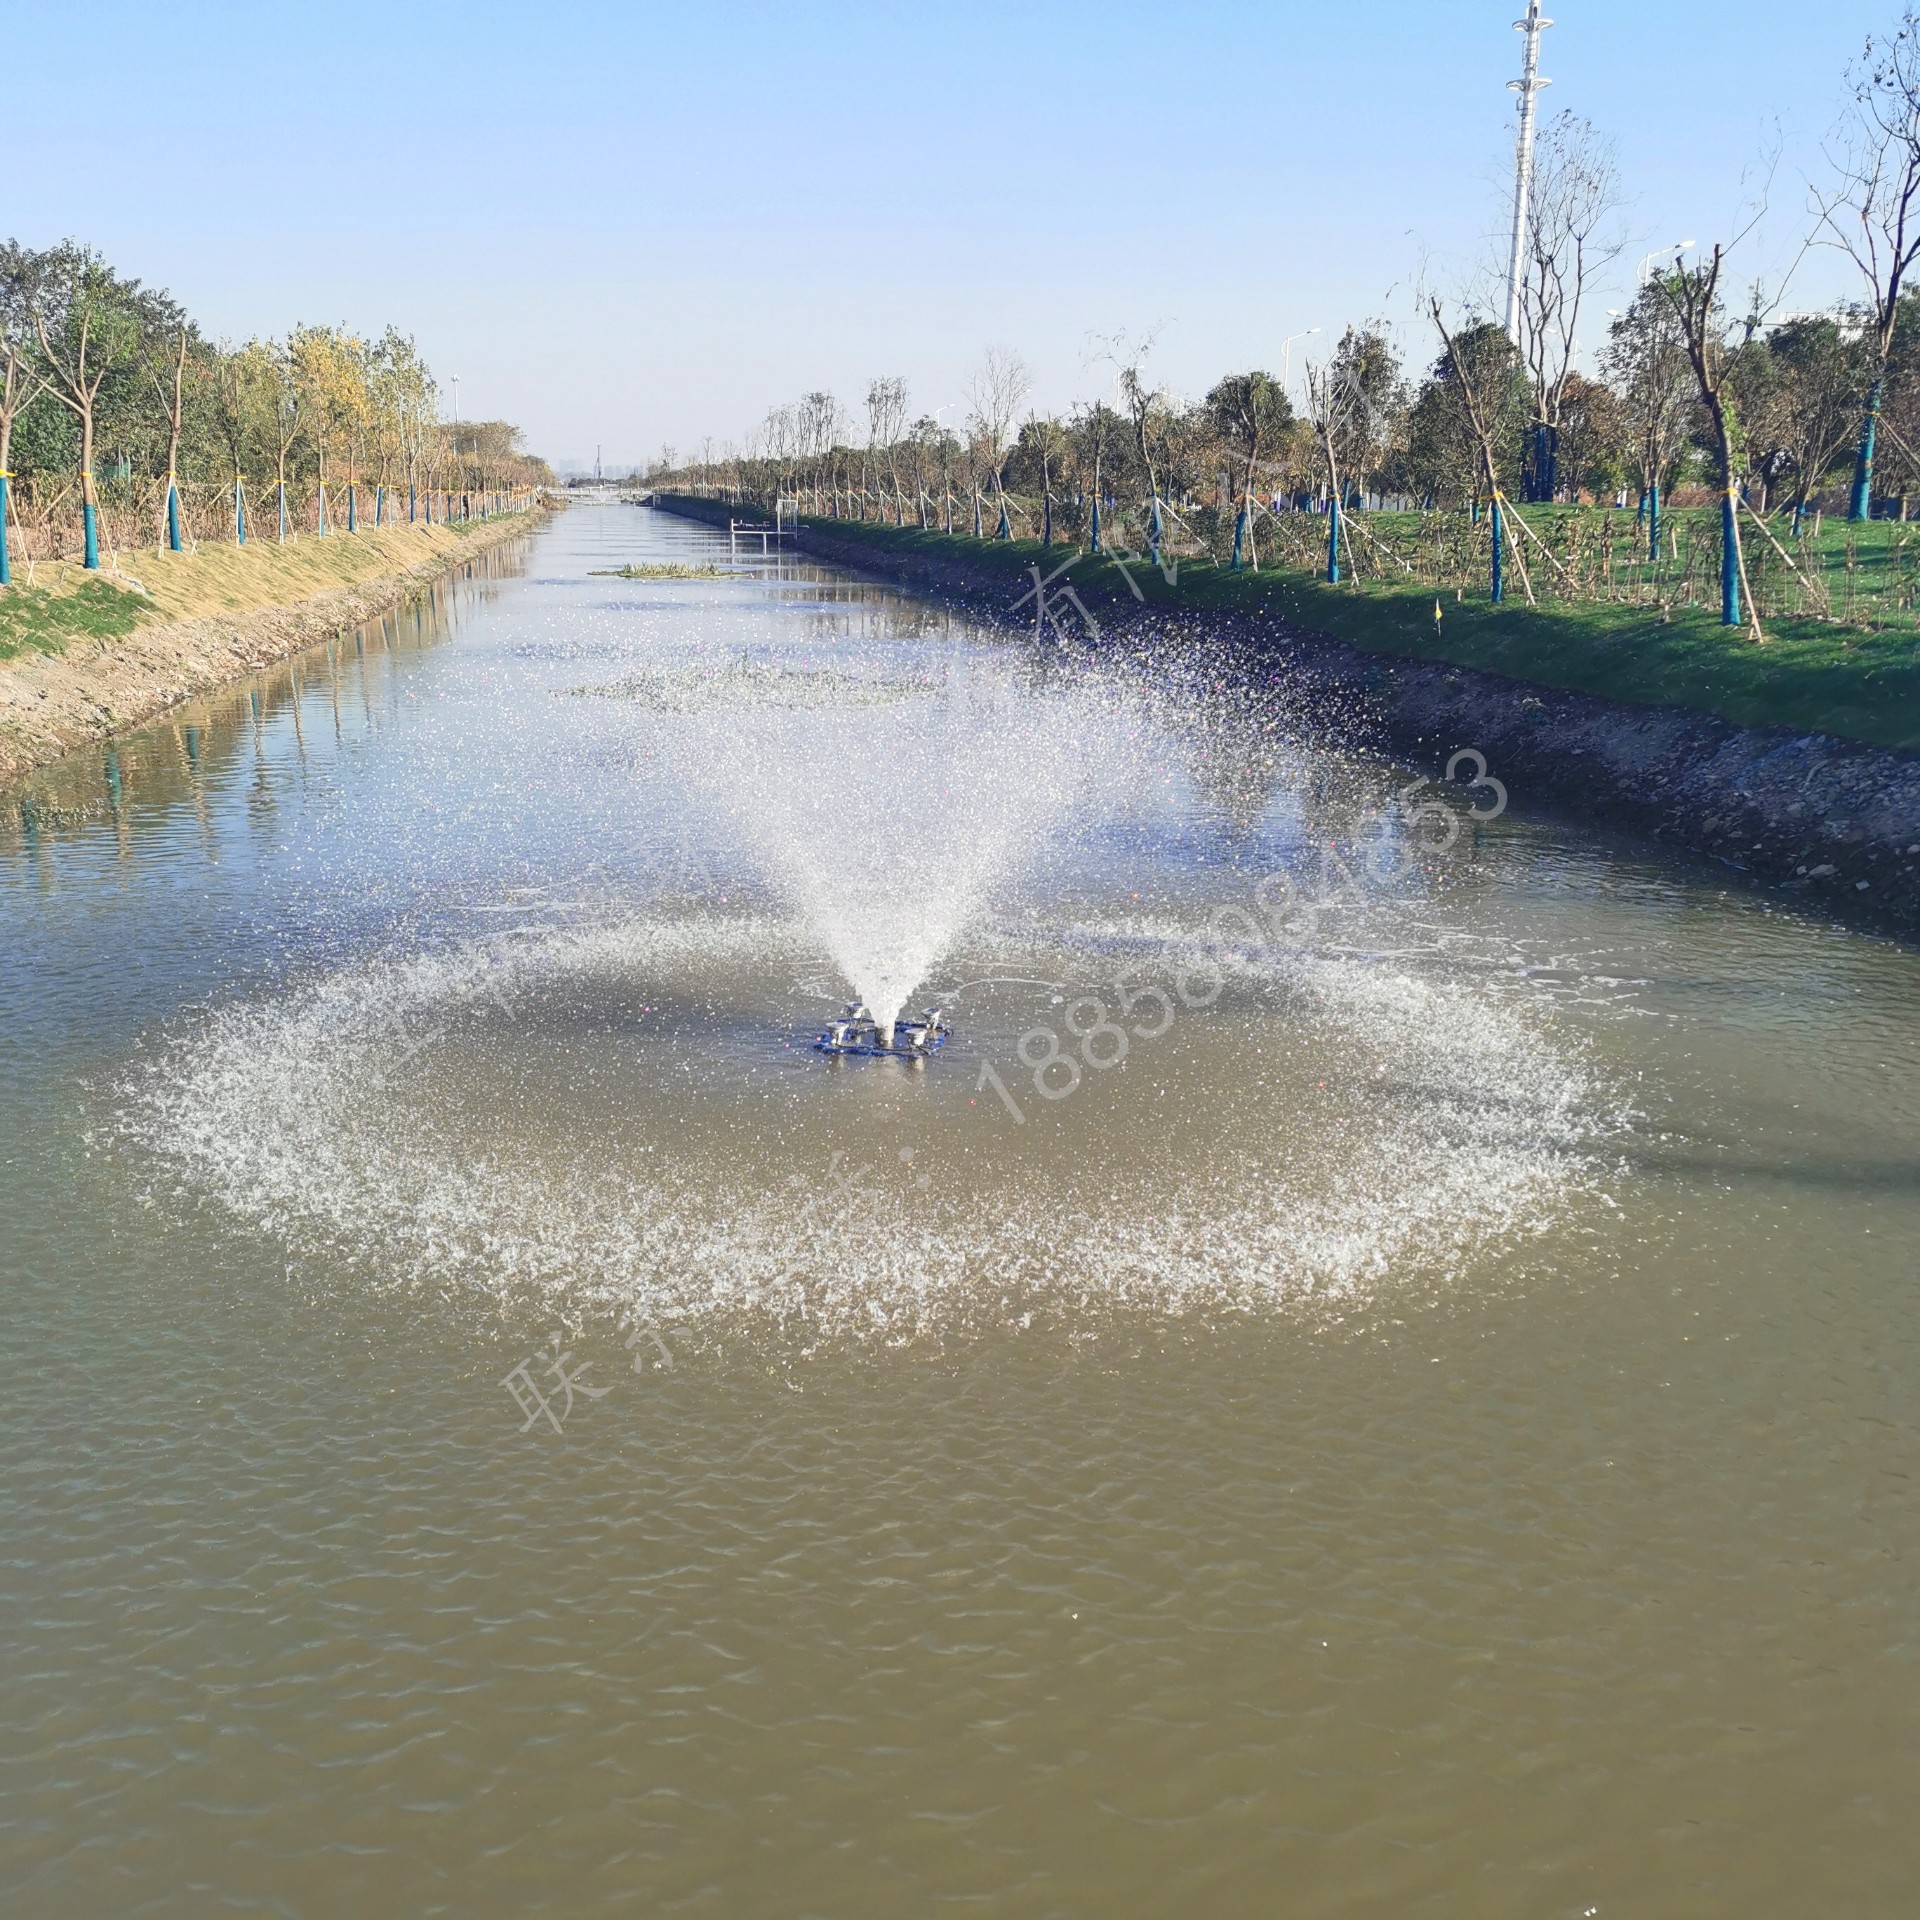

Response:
(1504, 2), (1553, 340)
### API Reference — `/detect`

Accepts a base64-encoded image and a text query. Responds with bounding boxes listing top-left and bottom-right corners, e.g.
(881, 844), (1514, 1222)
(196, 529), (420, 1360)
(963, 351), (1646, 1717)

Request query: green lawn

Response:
(0, 578), (147, 662)
(795, 514), (1920, 753)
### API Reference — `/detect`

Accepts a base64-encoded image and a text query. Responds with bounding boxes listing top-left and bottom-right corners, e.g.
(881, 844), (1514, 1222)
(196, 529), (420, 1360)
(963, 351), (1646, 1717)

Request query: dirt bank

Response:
(0, 512), (549, 788)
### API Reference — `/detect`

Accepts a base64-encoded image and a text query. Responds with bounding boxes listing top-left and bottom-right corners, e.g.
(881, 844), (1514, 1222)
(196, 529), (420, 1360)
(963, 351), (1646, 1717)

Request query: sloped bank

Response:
(0, 511), (550, 788)
(653, 492), (1920, 939)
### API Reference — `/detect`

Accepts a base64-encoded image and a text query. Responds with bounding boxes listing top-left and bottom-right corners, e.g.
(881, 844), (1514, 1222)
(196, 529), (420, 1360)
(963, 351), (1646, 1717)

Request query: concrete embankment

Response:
(0, 511), (550, 788)
(653, 492), (1920, 939)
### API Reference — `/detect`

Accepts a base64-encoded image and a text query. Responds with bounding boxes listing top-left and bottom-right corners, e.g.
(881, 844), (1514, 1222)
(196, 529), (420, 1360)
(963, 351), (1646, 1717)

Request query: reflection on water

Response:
(3, 503), (1919, 1916)
(4, 549), (524, 862)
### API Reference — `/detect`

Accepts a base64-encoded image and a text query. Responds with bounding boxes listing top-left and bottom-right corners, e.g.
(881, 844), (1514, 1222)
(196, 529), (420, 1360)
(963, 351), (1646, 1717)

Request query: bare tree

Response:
(967, 345), (1029, 537)
(798, 390), (841, 506)
(865, 376), (908, 520)
(147, 324), (192, 551)
(1020, 410), (1069, 546)
(1303, 356), (1370, 587)
(762, 403), (798, 507)
(1517, 111), (1626, 499)
(1428, 301), (1535, 604)
(1095, 329), (1171, 557)
(1657, 246), (1763, 637)
(1813, 7), (1920, 517)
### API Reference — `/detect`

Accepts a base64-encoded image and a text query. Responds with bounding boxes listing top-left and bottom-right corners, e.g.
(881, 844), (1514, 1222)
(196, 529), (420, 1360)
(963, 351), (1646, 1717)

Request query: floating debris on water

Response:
(568, 656), (937, 711)
(588, 563), (725, 579)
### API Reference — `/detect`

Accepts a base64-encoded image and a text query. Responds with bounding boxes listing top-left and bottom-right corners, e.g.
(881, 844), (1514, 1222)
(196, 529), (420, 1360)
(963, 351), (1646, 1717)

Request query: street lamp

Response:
(1639, 241), (1695, 286)
(450, 375), (461, 426)
(1280, 329), (1321, 399)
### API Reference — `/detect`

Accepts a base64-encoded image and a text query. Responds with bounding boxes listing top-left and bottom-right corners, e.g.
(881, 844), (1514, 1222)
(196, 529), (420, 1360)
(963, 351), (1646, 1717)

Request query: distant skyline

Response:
(5, 0), (1895, 468)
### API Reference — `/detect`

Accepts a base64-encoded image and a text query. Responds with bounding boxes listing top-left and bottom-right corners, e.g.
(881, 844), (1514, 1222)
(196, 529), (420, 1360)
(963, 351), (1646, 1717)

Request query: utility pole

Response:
(1504, 2), (1552, 342)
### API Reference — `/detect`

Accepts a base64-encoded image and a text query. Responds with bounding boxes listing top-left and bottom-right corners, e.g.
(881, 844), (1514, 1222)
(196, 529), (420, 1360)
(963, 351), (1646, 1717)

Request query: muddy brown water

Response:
(3, 504), (1917, 1916)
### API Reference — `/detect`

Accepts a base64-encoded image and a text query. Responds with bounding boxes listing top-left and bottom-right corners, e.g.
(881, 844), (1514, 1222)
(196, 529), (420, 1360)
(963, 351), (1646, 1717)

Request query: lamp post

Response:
(1274, 331), (1322, 526)
(1280, 329), (1320, 403)
(1639, 242), (1695, 286)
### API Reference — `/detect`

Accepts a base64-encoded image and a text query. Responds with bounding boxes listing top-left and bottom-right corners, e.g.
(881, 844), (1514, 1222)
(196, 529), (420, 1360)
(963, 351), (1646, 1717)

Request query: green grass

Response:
(795, 515), (1920, 753)
(0, 577), (147, 661)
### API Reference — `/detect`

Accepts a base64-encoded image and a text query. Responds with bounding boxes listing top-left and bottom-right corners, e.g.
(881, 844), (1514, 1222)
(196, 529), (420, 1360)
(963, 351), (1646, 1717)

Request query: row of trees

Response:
(0, 241), (553, 582)
(654, 275), (1905, 581)
(657, 7), (1920, 635)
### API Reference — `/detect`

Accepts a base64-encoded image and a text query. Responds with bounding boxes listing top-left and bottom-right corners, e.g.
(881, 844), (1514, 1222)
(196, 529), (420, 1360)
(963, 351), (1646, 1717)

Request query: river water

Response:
(4, 503), (1917, 1915)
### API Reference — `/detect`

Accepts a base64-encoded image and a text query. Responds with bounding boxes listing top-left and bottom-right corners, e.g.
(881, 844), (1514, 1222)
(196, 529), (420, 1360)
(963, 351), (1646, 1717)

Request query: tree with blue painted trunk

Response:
(266, 338), (301, 542)
(1305, 363), (1349, 587)
(965, 346), (1028, 543)
(864, 375), (908, 532)
(1305, 331), (1393, 589)
(1303, 323), (1402, 586)
(1658, 246), (1762, 637)
(1515, 112), (1625, 503)
(29, 245), (152, 570)
(146, 325), (192, 551)
(1102, 332), (1173, 567)
(1070, 400), (1122, 557)
(1010, 413), (1066, 551)
(292, 325), (368, 540)
(1430, 302), (1536, 606)
(1205, 370), (1290, 573)
(1600, 287), (1692, 563)
(211, 340), (271, 550)
(1813, 8), (1920, 520)
(1766, 314), (1868, 534)
(379, 328), (438, 530)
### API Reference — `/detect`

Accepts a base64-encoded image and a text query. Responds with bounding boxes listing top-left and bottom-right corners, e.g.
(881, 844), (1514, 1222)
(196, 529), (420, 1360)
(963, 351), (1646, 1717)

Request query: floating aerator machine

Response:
(816, 1003), (950, 1059)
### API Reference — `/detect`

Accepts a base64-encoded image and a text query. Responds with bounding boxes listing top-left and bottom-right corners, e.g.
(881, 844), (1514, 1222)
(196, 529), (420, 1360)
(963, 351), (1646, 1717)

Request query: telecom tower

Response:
(1504, 2), (1552, 340)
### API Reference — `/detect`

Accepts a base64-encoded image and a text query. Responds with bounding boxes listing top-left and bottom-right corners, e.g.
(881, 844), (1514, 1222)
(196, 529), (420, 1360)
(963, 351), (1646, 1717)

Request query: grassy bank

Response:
(0, 508), (548, 788)
(786, 514), (1920, 754)
(0, 518), (526, 663)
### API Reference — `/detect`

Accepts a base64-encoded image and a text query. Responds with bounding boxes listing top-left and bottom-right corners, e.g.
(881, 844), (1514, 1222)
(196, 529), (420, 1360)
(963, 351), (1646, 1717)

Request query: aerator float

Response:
(815, 1003), (950, 1059)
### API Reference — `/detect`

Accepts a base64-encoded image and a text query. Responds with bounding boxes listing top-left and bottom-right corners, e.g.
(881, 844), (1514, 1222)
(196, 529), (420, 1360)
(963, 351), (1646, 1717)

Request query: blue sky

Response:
(4, 0), (1892, 468)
